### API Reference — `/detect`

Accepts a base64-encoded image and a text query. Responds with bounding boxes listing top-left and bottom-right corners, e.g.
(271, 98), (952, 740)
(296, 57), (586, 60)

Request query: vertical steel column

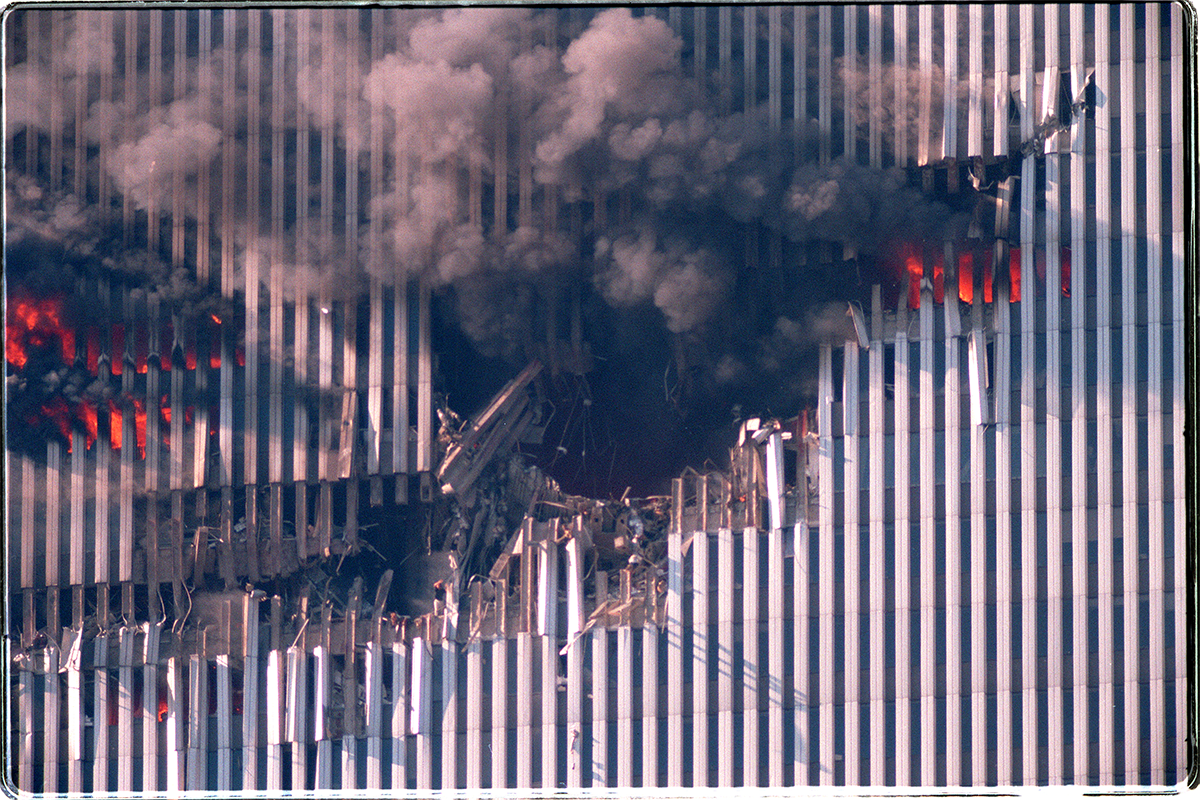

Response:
(490, 623), (508, 789)
(216, 644), (234, 789)
(566, 537), (585, 787)
(20, 456), (34, 590)
(287, 623), (309, 788)
(843, 341), (860, 784)
(1169, 3), (1186, 775)
(918, 252), (935, 786)
(66, 623), (83, 793)
(69, 435), (85, 588)
(411, 635), (432, 789)
(944, 244), (964, 785)
(165, 650), (184, 791)
(693, 524), (711, 787)
(1042, 8), (1065, 785)
(867, 5), (882, 168)
(666, 503), (684, 785)
(842, 6), (856, 161)
(293, 10), (311, 497)
(516, 613), (534, 785)
(642, 588), (660, 788)
(591, 571), (609, 787)
(893, 5), (909, 167)
(1118, 6), (1141, 783)
(817, 344), (834, 785)
(1017, 7), (1039, 782)
(365, 626), (385, 789)
(916, 6), (932, 165)
(43, 640), (61, 793)
(540, 539), (560, 788)
(716, 526), (735, 786)
(941, 5), (958, 161)
(266, 599), (284, 790)
(743, 524), (760, 785)
(217, 9), (235, 491)
(442, 621), (459, 790)
(616, 571), (633, 786)
(897, 303), (912, 786)
(313, 616), (332, 788)
(1067, 6), (1089, 783)
(117, 627), (133, 792)
(243, 594), (262, 791)
(391, 627), (409, 791)
(186, 638), (209, 790)
(267, 10), (285, 492)
(416, 279), (432, 477)
(1143, 4), (1166, 784)
(143, 622), (162, 791)
(464, 587), (483, 788)
(365, 11), (384, 482)
(49, 9), (63, 190)
(967, 5), (983, 161)
(1092, 8), (1116, 784)
(46, 443), (62, 594)
(868, 287), (885, 785)
(93, 628), (111, 792)
(767, 518), (785, 787)
(816, 7), (831, 164)
(17, 648), (33, 793)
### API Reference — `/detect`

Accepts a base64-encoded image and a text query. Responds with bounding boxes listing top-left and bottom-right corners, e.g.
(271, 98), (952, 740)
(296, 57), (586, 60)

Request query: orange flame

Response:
(160, 395), (172, 450)
(78, 400), (98, 450)
(132, 398), (147, 459)
(905, 243), (922, 309)
(235, 346), (245, 367)
(932, 250), (945, 304)
(108, 400), (122, 450)
(5, 293), (74, 369)
(209, 318), (221, 369)
(134, 326), (148, 374)
(958, 251), (974, 304)
(185, 328), (197, 370)
(41, 397), (73, 452)
(160, 325), (173, 371)
(1009, 246), (1021, 303)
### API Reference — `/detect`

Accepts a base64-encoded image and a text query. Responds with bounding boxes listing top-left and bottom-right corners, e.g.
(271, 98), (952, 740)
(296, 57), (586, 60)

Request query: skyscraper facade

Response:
(5, 4), (1190, 791)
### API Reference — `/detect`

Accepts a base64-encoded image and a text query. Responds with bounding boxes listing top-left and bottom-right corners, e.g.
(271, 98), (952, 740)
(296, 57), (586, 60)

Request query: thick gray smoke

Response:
(8, 6), (978, 451)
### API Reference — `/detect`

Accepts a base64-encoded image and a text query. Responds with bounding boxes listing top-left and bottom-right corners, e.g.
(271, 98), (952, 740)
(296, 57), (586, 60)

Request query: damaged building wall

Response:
(5, 4), (1188, 792)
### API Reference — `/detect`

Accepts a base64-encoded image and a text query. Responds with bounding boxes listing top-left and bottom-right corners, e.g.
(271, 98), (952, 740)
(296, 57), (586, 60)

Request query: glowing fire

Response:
(932, 250), (945, 304)
(134, 326), (148, 374)
(108, 400), (123, 451)
(958, 251), (974, 303)
(78, 400), (98, 450)
(160, 395), (172, 450)
(160, 325), (173, 371)
(6, 293), (74, 369)
(132, 398), (147, 459)
(185, 329), (197, 370)
(1010, 246), (1021, 303)
(210, 317), (221, 369)
(905, 242), (921, 309)
(41, 397), (73, 452)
